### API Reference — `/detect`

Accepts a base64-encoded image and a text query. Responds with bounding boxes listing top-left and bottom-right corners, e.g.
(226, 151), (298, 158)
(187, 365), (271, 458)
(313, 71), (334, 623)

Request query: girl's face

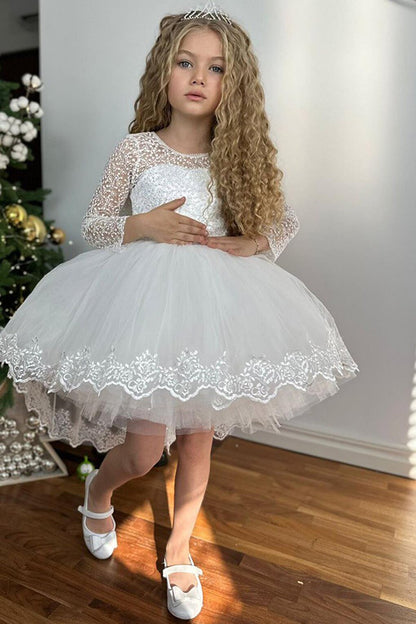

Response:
(168, 28), (225, 120)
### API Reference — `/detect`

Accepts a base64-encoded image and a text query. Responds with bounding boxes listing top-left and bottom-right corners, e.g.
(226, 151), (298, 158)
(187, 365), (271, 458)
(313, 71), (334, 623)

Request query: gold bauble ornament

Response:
(5, 204), (28, 227)
(50, 227), (66, 244)
(22, 215), (47, 243)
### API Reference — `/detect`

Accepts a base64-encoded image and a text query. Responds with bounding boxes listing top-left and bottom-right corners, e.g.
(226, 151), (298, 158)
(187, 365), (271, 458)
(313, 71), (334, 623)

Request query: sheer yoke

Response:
(81, 131), (300, 262)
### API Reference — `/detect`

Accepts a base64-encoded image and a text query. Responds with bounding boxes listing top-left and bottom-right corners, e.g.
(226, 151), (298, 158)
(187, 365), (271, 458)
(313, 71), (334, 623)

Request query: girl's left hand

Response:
(203, 235), (259, 256)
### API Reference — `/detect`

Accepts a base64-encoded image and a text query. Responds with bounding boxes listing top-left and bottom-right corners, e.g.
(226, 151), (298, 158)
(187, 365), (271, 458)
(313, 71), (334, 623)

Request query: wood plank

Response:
(0, 435), (414, 622)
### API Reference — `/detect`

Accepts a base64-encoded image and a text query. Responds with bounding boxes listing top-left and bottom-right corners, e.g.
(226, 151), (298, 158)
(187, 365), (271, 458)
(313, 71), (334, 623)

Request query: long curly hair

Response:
(128, 11), (285, 239)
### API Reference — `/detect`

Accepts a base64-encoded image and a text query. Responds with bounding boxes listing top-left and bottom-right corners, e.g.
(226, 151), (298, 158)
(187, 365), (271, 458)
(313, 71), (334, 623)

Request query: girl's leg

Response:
(86, 425), (166, 533)
(164, 427), (215, 591)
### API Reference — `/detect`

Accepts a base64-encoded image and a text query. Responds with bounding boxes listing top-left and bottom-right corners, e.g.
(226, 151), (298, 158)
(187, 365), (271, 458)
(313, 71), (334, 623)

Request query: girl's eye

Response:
(177, 60), (224, 73)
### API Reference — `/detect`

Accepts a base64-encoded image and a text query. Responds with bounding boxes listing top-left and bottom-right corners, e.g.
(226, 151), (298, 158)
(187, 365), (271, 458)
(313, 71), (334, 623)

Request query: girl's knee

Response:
(176, 428), (215, 460)
(122, 455), (157, 477)
(121, 430), (166, 476)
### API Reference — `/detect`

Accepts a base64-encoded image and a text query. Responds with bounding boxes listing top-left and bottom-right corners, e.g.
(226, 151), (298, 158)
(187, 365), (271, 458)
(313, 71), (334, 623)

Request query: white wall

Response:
(39, 0), (416, 476)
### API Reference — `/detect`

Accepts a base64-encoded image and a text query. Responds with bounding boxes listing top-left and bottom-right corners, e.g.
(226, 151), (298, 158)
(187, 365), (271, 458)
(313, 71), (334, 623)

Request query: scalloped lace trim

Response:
(0, 328), (358, 403)
(0, 328), (359, 455)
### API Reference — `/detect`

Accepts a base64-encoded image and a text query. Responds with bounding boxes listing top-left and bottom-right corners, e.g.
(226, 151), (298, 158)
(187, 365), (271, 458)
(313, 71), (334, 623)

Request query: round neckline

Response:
(151, 131), (210, 157)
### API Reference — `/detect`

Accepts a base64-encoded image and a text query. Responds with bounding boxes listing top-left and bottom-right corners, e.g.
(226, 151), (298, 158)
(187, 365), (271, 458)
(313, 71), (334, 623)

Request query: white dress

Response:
(0, 131), (359, 455)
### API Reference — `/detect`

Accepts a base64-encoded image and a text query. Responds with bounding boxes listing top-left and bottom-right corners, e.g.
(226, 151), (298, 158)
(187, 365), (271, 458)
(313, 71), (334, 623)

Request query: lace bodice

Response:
(81, 131), (300, 262)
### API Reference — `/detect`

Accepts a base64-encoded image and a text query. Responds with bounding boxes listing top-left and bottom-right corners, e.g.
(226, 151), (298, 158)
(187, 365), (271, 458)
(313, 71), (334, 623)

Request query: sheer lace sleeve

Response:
(258, 201), (300, 263)
(81, 135), (139, 252)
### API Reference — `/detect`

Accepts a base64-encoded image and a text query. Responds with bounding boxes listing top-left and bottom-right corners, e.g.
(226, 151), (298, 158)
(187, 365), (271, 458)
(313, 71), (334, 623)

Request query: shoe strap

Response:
(162, 564), (203, 578)
(77, 504), (114, 519)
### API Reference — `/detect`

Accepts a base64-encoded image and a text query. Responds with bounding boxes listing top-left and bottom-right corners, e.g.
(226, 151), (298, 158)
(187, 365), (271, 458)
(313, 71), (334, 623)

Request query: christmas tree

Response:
(0, 67), (67, 415)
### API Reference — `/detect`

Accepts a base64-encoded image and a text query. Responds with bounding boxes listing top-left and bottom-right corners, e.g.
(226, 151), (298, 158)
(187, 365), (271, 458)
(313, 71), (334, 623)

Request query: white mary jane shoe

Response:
(77, 468), (118, 559)
(162, 552), (204, 620)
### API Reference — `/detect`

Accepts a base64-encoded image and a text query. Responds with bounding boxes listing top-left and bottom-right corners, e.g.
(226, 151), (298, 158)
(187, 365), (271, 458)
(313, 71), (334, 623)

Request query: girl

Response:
(0, 2), (359, 620)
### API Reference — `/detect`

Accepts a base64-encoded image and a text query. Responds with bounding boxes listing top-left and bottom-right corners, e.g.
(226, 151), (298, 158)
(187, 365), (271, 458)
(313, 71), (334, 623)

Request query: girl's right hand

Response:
(139, 197), (208, 245)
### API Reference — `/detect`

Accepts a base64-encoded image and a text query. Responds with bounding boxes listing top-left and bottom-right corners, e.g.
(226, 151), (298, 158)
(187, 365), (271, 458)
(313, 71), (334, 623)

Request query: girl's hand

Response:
(140, 197), (208, 245)
(204, 235), (261, 256)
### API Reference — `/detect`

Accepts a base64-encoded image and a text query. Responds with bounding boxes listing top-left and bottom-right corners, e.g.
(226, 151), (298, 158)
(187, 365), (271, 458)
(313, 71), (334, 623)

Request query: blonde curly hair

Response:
(128, 12), (285, 239)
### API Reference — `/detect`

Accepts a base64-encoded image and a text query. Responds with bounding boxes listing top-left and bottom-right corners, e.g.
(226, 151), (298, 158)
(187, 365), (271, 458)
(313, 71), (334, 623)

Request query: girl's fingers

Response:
(207, 237), (232, 243)
(207, 239), (228, 246)
(205, 238), (248, 255)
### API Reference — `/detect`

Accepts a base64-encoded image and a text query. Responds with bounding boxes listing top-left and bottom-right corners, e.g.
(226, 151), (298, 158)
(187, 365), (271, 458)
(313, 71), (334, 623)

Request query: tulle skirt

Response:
(0, 239), (359, 455)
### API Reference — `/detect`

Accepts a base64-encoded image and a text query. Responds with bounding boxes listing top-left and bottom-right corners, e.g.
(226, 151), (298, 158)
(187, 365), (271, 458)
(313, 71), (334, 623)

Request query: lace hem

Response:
(0, 328), (358, 402)
(0, 327), (359, 455)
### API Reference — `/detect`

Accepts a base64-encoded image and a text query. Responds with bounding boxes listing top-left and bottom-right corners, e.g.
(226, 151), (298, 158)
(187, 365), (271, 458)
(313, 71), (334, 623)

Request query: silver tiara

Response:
(180, 1), (233, 25)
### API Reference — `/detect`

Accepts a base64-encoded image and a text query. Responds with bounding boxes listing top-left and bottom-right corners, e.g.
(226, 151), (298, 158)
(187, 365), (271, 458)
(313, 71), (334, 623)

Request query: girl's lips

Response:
(186, 94), (205, 101)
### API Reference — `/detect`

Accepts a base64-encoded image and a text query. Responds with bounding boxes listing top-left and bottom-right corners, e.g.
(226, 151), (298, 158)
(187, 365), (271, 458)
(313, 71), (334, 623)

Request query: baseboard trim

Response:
(232, 425), (412, 478)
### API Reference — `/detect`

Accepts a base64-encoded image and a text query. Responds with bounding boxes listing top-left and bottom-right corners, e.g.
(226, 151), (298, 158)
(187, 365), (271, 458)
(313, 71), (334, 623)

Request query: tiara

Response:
(180, 1), (233, 25)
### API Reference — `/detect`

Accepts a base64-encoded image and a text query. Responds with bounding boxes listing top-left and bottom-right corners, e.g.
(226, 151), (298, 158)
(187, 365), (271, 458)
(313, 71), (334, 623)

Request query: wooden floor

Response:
(0, 435), (415, 623)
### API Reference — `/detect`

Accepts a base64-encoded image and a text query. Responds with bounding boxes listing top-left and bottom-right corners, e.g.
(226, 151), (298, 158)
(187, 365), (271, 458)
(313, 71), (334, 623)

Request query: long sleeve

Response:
(258, 201), (300, 263)
(81, 135), (139, 252)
